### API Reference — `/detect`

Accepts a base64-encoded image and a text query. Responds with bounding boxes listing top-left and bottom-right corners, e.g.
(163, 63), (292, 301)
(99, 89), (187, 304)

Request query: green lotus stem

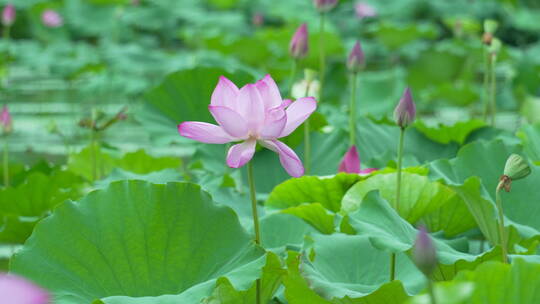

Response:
(482, 48), (489, 122)
(489, 54), (497, 127)
(318, 13), (326, 100)
(2, 26), (10, 40)
(91, 131), (98, 182)
(390, 127), (406, 281)
(349, 72), (358, 146)
(3, 139), (8, 188)
(288, 60), (298, 97)
(247, 161), (261, 304)
(495, 181), (508, 264)
(304, 81), (312, 174)
(427, 279), (437, 304)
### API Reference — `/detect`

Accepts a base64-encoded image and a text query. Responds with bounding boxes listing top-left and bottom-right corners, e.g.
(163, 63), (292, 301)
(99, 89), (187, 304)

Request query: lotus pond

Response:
(1, 0), (540, 303)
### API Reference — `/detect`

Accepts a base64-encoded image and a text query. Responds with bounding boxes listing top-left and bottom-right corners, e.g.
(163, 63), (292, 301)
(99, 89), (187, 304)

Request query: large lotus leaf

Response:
(0, 216), (37, 244)
(343, 191), (500, 281)
(354, 68), (407, 117)
(283, 238), (415, 304)
(517, 123), (540, 162)
(260, 213), (318, 250)
(413, 120), (487, 145)
(341, 172), (476, 237)
(68, 146), (182, 181)
(407, 258), (540, 304)
(373, 22), (438, 50)
(10, 181), (266, 304)
(0, 171), (84, 217)
(95, 168), (184, 189)
(266, 173), (364, 213)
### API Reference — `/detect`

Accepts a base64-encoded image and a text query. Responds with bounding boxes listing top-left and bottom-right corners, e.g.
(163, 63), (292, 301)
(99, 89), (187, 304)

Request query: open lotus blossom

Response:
(0, 273), (50, 304)
(354, 2), (377, 19)
(2, 4), (15, 27)
(338, 146), (376, 175)
(178, 75), (317, 177)
(41, 10), (63, 28)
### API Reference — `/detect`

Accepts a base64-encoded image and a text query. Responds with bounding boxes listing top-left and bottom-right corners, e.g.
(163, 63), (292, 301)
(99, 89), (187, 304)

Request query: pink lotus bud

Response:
(289, 23), (309, 60)
(131, 0), (140, 5)
(2, 4), (15, 27)
(0, 105), (12, 134)
(0, 273), (50, 304)
(338, 146), (377, 175)
(393, 87), (416, 129)
(252, 13), (264, 27)
(354, 2), (376, 19)
(41, 10), (63, 28)
(412, 226), (437, 277)
(313, 0), (338, 13)
(347, 41), (365, 72)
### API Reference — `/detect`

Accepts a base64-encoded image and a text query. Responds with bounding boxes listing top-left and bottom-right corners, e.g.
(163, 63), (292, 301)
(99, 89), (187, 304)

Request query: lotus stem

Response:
(482, 48), (489, 122)
(495, 181), (508, 264)
(304, 81), (312, 174)
(247, 161), (261, 304)
(288, 60), (298, 97)
(427, 279), (437, 304)
(318, 13), (326, 100)
(391, 127), (406, 281)
(3, 138), (8, 188)
(489, 54), (497, 127)
(349, 72), (358, 146)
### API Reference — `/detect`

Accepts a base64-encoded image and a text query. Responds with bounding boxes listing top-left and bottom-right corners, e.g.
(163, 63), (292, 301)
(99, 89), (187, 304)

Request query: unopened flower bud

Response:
(252, 13), (264, 27)
(0, 105), (13, 134)
(347, 41), (365, 73)
(413, 226), (437, 277)
(2, 4), (15, 27)
(354, 2), (376, 19)
(289, 23), (309, 60)
(313, 0), (338, 13)
(393, 87), (416, 129)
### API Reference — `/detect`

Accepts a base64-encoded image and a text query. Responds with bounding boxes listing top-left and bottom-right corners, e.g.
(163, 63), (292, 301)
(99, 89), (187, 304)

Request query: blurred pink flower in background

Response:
(338, 146), (377, 175)
(131, 0), (141, 6)
(355, 2), (377, 19)
(2, 4), (15, 27)
(178, 75), (317, 177)
(313, 0), (338, 13)
(252, 12), (264, 27)
(41, 10), (63, 28)
(0, 105), (12, 134)
(0, 273), (50, 304)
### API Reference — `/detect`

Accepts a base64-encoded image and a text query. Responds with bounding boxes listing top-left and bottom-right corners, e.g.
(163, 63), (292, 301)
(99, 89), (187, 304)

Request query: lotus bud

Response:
(41, 9), (63, 28)
(393, 87), (416, 129)
(2, 4), (15, 27)
(412, 226), (437, 277)
(313, 0), (338, 13)
(347, 41), (365, 73)
(0, 105), (13, 134)
(289, 23), (309, 60)
(339, 146), (360, 173)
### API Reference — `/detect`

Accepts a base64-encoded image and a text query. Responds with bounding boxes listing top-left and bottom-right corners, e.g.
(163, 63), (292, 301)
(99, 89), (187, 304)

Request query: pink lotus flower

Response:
(41, 10), (63, 28)
(1, 105), (12, 134)
(393, 87), (416, 129)
(354, 2), (377, 19)
(0, 273), (50, 304)
(2, 4), (15, 27)
(252, 13), (264, 27)
(289, 23), (309, 60)
(412, 226), (437, 277)
(178, 75), (317, 177)
(338, 146), (376, 175)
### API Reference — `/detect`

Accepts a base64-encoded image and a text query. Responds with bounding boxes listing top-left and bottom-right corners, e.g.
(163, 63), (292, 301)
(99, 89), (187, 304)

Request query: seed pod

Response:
(503, 154), (531, 181)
